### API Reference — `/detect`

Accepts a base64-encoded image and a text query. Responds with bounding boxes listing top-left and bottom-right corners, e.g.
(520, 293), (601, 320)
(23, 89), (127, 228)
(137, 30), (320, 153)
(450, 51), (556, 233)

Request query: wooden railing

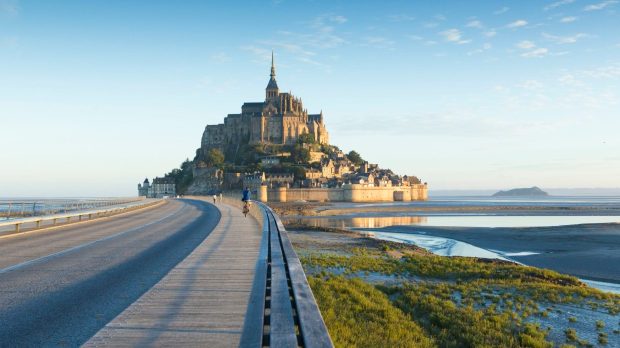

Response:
(240, 201), (333, 348)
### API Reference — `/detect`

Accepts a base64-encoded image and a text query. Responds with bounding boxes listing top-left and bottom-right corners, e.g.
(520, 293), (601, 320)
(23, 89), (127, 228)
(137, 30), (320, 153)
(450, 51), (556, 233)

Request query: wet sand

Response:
(374, 223), (620, 283)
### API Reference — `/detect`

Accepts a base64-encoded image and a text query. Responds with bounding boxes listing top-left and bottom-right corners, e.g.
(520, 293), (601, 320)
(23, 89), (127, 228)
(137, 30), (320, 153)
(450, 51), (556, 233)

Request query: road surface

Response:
(0, 199), (220, 347)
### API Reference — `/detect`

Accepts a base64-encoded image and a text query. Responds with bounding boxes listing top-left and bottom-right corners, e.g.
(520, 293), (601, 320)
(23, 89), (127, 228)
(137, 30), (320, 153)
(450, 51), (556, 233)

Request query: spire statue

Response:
(270, 50), (276, 78)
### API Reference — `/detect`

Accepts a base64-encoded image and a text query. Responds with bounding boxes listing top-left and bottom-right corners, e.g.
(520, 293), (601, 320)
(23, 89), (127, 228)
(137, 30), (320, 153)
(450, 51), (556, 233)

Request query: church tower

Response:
(265, 51), (279, 100)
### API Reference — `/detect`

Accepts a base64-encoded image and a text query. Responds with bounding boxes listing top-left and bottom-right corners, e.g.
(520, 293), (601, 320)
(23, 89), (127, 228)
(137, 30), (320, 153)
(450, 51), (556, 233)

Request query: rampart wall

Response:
(259, 184), (428, 203)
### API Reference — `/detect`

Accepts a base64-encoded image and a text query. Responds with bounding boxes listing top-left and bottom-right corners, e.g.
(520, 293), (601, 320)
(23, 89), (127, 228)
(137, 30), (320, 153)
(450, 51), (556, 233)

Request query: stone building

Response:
(138, 177), (176, 198)
(199, 52), (329, 157)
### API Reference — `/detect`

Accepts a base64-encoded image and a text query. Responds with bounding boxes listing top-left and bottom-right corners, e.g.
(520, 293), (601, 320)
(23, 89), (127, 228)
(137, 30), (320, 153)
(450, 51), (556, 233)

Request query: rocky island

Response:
(492, 186), (549, 197)
(141, 54), (428, 202)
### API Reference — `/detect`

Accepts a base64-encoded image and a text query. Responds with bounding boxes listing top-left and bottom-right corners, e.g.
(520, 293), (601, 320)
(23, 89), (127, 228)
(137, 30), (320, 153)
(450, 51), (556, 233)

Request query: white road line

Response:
(0, 204), (189, 275)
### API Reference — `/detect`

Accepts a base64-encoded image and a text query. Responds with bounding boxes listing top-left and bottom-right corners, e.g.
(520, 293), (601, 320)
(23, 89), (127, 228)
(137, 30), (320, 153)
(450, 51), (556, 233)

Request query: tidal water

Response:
(285, 195), (620, 292)
(285, 196), (620, 229)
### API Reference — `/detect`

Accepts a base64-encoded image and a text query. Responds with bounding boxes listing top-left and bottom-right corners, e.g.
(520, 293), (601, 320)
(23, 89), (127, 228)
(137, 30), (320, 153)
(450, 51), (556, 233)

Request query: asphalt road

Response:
(0, 198), (220, 347)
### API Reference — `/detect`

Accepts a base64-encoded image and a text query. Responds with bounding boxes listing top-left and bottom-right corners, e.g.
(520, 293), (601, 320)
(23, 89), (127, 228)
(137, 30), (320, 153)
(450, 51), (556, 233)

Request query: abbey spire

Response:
(266, 50), (279, 100)
(270, 50), (276, 78)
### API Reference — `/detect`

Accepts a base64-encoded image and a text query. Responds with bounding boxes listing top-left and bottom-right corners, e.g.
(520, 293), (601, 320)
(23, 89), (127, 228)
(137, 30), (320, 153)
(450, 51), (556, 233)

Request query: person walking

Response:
(212, 195), (217, 204)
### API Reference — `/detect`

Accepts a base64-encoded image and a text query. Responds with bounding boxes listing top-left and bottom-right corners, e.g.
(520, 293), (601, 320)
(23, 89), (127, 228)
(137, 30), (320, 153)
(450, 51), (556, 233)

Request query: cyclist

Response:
(242, 187), (251, 217)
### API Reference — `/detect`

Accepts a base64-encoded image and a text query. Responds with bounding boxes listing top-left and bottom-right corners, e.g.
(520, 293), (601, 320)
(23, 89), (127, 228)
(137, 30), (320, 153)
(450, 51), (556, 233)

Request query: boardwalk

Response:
(85, 201), (262, 347)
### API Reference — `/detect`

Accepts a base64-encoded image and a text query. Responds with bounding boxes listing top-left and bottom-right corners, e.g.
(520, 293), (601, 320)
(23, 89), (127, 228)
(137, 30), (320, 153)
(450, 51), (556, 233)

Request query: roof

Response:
(266, 77), (279, 90)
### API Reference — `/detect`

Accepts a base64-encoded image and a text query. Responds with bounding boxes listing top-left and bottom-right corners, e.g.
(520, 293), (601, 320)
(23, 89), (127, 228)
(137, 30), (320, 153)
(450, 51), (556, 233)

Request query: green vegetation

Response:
(204, 148), (225, 168)
(308, 276), (434, 348)
(347, 150), (364, 166)
(165, 159), (193, 194)
(291, 143), (311, 164)
(297, 238), (620, 347)
(599, 332), (608, 345)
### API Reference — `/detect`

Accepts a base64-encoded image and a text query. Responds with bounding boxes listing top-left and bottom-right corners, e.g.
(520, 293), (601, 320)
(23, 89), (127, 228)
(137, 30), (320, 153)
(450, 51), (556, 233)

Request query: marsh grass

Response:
(300, 240), (620, 347)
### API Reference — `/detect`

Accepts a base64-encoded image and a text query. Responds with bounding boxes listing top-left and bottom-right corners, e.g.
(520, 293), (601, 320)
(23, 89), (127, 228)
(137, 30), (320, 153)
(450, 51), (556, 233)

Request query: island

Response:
(138, 54), (428, 202)
(492, 186), (549, 197)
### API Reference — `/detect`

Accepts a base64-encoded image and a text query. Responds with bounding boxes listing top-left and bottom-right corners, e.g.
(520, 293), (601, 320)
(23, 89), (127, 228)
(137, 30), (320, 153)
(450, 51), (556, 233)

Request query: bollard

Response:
(15, 223), (20, 233)
(36, 220), (41, 228)
(53, 218), (57, 225)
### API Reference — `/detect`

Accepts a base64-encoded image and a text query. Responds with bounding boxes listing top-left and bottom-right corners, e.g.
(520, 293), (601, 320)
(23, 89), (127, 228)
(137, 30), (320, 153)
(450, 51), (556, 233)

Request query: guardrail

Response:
(240, 200), (333, 348)
(0, 198), (163, 235)
(0, 197), (145, 219)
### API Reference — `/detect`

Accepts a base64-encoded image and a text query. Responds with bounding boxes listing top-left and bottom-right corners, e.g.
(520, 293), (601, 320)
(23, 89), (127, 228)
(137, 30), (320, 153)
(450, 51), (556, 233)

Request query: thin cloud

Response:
(522, 48), (549, 58)
(515, 40), (549, 58)
(439, 29), (471, 44)
(466, 20), (483, 28)
(494, 7), (510, 15)
(507, 20), (528, 28)
(210, 52), (231, 63)
(329, 15), (348, 24)
(544, 0), (576, 11)
(484, 30), (497, 37)
(387, 14), (415, 22)
(543, 32), (590, 44)
(362, 36), (395, 48)
(517, 40), (536, 49)
(584, 0), (618, 11)
(560, 16), (578, 22)
(518, 79), (544, 90)
(467, 43), (492, 56)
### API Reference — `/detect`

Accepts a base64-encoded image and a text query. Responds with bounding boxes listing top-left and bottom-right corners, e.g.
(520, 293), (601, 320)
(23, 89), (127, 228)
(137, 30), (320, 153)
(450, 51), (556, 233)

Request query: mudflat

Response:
(375, 223), (620, 283)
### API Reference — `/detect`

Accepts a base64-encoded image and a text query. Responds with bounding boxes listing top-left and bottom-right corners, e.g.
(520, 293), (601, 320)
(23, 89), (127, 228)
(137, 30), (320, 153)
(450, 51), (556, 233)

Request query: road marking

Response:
(0, 203), (189, 275)
(0, 200), (167, 241)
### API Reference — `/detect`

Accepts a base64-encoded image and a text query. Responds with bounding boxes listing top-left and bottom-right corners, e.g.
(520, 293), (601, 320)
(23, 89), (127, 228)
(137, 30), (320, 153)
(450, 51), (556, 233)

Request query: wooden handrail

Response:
(240, 201), (333, 348)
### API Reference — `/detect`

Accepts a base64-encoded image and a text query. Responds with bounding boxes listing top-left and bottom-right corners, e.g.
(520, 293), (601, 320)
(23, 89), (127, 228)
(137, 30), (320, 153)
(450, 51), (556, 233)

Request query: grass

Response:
(308, 276), (435, 348)
(297, 238), (620, 347)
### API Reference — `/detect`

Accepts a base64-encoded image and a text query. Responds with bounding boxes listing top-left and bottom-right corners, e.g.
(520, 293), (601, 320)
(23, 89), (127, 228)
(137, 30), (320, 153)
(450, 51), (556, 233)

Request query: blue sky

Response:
(1, 0), (619, 196)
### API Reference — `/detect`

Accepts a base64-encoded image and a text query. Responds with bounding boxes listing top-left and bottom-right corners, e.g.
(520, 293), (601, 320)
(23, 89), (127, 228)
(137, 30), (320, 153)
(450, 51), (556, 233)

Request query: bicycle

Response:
(242, 200), (250, 217)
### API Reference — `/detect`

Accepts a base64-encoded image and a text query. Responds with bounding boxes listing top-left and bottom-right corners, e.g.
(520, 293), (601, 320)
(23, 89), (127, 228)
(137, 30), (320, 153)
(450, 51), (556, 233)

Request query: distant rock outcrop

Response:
(492, 186), (549, 197)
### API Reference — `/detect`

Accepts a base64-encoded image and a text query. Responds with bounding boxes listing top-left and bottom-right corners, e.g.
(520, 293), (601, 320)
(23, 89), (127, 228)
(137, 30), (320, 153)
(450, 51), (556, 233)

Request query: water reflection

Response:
(283, 215), (620, 228)
(284, 216), (428, 229)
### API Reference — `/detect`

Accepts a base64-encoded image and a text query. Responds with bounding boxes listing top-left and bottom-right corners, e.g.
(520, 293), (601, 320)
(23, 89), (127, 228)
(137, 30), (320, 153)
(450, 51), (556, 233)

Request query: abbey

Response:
(200, 53), (329, 155)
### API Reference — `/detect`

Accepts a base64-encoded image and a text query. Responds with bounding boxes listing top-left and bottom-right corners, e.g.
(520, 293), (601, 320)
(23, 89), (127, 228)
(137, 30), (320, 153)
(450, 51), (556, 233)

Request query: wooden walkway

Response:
(85, 201), (261, 347)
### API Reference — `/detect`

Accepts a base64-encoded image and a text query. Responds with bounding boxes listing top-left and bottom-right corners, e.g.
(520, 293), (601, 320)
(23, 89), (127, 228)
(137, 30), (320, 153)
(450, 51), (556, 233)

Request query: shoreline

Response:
(360, 229), (620, 293)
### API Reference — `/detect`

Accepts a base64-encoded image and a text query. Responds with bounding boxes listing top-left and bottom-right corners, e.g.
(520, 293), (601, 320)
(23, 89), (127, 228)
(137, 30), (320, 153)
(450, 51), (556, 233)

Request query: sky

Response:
(0, 0), (619, 197)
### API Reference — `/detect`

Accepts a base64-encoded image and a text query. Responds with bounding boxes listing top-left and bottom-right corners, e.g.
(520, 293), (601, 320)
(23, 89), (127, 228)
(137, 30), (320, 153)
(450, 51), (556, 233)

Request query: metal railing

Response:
(0, 197), (145, 220)
(0, 198), (162, 235)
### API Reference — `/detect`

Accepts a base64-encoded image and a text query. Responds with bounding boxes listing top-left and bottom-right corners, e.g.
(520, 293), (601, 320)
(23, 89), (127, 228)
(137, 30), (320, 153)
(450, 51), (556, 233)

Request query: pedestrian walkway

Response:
(85, 201), (262, 347)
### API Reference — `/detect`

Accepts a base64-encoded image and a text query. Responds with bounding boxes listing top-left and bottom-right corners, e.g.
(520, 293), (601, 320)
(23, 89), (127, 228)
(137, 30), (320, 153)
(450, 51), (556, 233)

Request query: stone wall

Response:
(261, 183), (428, 203)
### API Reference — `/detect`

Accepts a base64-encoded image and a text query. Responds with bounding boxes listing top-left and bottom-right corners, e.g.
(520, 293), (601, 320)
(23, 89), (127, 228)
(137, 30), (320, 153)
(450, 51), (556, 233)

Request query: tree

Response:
(165, 159), (194, 194)
(347, 150), (364, 166)
(205, 148), (225, 168)
(298, 133), (315, 144)
(291, 144), (311, 164)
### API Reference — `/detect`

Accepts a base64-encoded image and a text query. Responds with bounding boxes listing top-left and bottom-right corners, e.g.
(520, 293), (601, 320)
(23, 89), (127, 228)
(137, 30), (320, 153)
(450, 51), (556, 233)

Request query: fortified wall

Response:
(256, 184), (428, 203)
